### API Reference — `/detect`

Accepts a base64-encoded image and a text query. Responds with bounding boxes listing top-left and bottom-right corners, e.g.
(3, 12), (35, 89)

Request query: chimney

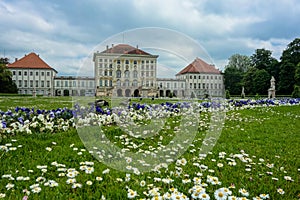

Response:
(111, 44), (114, 47)
(15, 58), (18, 62)
(106, 45), (108, 50)
(136, 45), (138, 49)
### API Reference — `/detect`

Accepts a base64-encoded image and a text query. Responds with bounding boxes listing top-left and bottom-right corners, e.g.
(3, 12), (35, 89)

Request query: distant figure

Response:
(95, 99), (109, 107)
(241, 86), (245, 98)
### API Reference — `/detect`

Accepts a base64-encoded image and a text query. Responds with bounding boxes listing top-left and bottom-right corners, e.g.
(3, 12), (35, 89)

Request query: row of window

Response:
(98, 79), (155, 87)
(13, 71), (52, 77)
(190, 83), (222, 90)
(98, 63), (155, 70)
(187, 75), (222, 80)
(55, 81), (94, 88)
(99, 59), (155, 65)
(19, 90), (48, 95)
(99, 70), (155, 78)
(17, 80), (50, 88)
(158, 82), (185, 89)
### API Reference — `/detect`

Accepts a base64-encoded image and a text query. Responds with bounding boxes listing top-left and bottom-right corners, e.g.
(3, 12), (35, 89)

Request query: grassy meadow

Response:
(0, 96), (299, 199)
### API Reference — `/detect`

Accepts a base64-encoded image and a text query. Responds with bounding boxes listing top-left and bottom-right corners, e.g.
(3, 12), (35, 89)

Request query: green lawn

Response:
(0, 97), (299, 199)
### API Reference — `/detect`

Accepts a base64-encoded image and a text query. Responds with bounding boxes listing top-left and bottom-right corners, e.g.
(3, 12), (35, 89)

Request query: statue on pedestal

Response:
(268, 76), (276, 98)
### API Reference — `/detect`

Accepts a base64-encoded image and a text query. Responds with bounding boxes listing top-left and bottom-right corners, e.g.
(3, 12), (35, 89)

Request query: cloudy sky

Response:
(1, 0), (299, 77)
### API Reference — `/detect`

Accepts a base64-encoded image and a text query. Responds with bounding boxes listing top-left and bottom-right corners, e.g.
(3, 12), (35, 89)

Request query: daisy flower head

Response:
(239, 188), (249, 197)
(85, 166), (94, 174)
(200, 192), (210, 200)
(86, 180), (93, 186)
(178, 158), (187, 166)
(277, 188), (285, 195)
(45, 147), (52, 151)
(259, 194), (269, 199)
(66, 178), (76, 184)
(214, 188), (228, 200)
(31, 186), (42, 193)
(140, 180), (146, 187)
(127, 189), (138, 199)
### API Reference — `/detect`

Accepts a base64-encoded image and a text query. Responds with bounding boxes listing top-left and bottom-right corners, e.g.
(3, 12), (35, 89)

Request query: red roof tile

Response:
(101, 44), (151, 55)
(176, 58), (220, 75)
(7, 52), (57, 72)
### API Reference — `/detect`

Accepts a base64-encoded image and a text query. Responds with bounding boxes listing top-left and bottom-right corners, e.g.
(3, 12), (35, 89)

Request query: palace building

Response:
(7, 44), (224, 98)
(93, 44), (159, 97)
(93, 44), (224, 98)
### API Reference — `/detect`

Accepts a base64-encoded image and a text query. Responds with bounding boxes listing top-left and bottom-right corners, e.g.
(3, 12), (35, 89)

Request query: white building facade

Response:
(93, 44), (159, 97)
(157, 78), (186, 98)
(176, 58), (224, 98)
(54, 76), (95, 96)
(8, 53), (57, 96)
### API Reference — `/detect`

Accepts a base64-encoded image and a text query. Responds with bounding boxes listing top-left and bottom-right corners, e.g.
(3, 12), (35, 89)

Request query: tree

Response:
(295, 63), (300, 86)
(278, 38), (300, 95)
(225, 54), (251, 72)
(281, 38), (300, 66)
(242, 67), (257, 95)
(251, 48), (279, 76)
(224, 67), (244, 95)
(292, 63), (300, 98)
(253, 69), (270, 95)
(224, 54), (251, 95)
(251, 49), (274, 70)
(0, 58), (18, 93)
(278, 62), (295, 95)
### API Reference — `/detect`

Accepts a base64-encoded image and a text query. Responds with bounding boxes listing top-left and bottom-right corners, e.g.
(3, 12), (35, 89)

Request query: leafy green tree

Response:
(292, 63), (300, 98)
(0, 58), (18, 93)
(278, 38), (300, 95)
(224, 54), (250, 95)
(278, 62), (295, 95)
(226, 54), (251, 72)
(291, 85), (300, 98)
(251, 49), (274, 70)
(253, 69), (270, 95)
(251, 48), (279, 76)
(242, 68), (270, 95)
(294, 61), (300, 86)
(224, 67), (244, 95)
(242, 67), (257, 95)
(281, 38), (300, 66)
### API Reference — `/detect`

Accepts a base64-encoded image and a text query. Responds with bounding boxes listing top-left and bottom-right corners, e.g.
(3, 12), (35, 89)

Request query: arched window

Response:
(125, 70), (130, 78)
(125, 79), (130, 87)
(116, 79), (121, 87)
(133, 80), (138, 87)
(133, 70), (138, 78)
(116, 70), (121, 78)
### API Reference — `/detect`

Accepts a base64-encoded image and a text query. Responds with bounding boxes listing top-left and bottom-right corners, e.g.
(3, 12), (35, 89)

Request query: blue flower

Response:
(1, 121), (7, 128)
(18, 117), (24, 124)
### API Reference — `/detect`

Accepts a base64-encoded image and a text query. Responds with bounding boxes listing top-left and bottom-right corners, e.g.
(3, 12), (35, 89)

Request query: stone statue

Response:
(241, 86), (245, 98)
(268, 76), (276, 98)
(270, 76), (275, 90)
